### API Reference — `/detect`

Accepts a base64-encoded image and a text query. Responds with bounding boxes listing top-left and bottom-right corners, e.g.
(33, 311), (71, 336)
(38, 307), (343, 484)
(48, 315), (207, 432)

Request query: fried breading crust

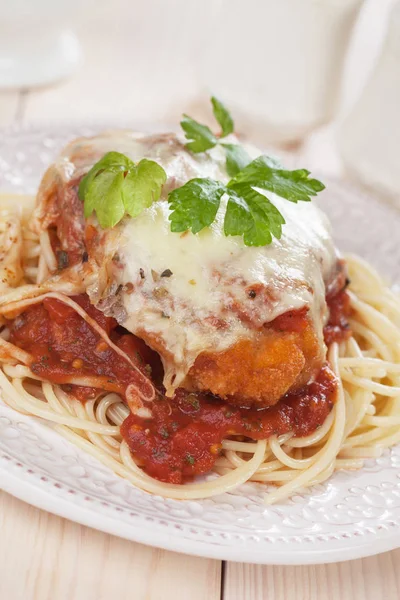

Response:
(188, 322), (322, 407)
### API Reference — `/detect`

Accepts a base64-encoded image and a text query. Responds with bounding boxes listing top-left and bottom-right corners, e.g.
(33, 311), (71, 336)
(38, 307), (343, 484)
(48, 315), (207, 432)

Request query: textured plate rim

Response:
(2, 456), (400, 565)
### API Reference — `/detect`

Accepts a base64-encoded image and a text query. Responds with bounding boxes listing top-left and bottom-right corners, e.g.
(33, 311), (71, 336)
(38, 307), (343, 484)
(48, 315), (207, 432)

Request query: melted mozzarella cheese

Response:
(114, 196), (336, 392)
(53, 131), (338, 394)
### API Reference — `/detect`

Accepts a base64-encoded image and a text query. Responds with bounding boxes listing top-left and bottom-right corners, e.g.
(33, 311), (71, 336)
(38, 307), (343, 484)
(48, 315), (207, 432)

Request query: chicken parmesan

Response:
(33, 131), (345, 404)
(0, 98), (399, 504)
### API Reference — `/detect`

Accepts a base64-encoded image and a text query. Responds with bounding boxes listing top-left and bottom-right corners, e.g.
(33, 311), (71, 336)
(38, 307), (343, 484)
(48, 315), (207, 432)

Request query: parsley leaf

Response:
(168, 178), (226, 234)
(221, 143), (252, 177)
(79, 152), (167, 229)
(224, 184), (285, 246)
(228, 156), (325, 201)
(83, 170), (125, 228)
(180, 115), (217, 153)
(185, 453), (196, 465)
(79, 151), (134, 201)
(211, 96), (234, 137)
(180, 97), (251, 177)
(122, 159), (167, 218)
(167, 152), (325, 247)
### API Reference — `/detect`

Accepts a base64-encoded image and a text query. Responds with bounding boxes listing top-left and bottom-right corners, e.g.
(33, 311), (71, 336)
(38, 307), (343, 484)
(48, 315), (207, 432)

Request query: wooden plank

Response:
(0, 491), (221, 600)
(0, 92), (19, 127)
(223, 553), (400, 600)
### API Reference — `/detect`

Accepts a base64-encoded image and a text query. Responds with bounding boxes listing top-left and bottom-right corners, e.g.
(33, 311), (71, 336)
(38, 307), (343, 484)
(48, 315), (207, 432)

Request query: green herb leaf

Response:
(79, 152), (167, 229)
(84, 170), (126, 228)
(181, 97), (252, 179)
(122, 159), (167, 218)
(225, 184), (285, 246)
(211, 96), (234, 137)
(168, 178), (226, 234)
(228, 155), (325, 202)
(221, 143), (252, 177)
(79, 151), (134, 200)
(160, 427), (170, 439)
(180, 115), (218, 153)
(167, 150), (324, 247)
(185, 453), (196, 465)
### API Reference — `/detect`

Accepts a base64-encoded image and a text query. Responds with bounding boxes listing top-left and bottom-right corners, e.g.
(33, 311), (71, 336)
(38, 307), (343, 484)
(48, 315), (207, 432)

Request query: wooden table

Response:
(1, 490), (400, 600)
(1, 5), (400, 596)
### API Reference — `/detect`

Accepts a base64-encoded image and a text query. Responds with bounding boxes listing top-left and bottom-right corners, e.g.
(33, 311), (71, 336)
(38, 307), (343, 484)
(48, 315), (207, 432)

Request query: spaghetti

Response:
(0, 194), (399, 504)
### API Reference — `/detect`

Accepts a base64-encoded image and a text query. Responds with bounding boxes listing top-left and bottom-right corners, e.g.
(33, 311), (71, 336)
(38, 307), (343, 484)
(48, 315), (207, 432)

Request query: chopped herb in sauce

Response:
(153, 287), (168, 299)
(135, 351), (143, 364)
(187, 396), (200, 411)
(152, 447), (166, 459)
(56, 250), (69, 270)
(160, 427), (169, 439)
(185, 453), (196, 465)
(161, 269), (173, 278)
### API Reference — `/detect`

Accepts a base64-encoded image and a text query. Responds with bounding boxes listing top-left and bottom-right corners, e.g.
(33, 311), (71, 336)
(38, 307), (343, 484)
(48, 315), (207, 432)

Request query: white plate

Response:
(0, 123), (400, 565)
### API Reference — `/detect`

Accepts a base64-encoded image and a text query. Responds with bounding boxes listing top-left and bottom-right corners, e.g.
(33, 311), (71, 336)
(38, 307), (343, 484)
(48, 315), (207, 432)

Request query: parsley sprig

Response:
(171, 101), (325, 245)
(168, 155), (325, 246)
(78, 98), (325, 247)
(78, 151), (166, 228)
(181, 97), (251, 177)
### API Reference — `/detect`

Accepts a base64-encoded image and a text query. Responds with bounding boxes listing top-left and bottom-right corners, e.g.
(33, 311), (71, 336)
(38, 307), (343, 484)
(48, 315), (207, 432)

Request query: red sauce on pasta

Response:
(8, 285), (349, 484)
(121, 365), (336, 484)
(9, 295), (161, 400)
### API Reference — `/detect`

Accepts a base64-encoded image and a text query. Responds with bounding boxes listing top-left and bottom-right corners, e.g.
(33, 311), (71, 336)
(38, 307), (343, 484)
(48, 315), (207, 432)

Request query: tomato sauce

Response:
(121, 365), (337, 484)
(54, 179), (87, 266)
(323, 259), (352, 345)
(8, 281), (350, 485)
(324, 289), (352, 345)
(9, 294), (161, 400)
(268, 307), (309, 334)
